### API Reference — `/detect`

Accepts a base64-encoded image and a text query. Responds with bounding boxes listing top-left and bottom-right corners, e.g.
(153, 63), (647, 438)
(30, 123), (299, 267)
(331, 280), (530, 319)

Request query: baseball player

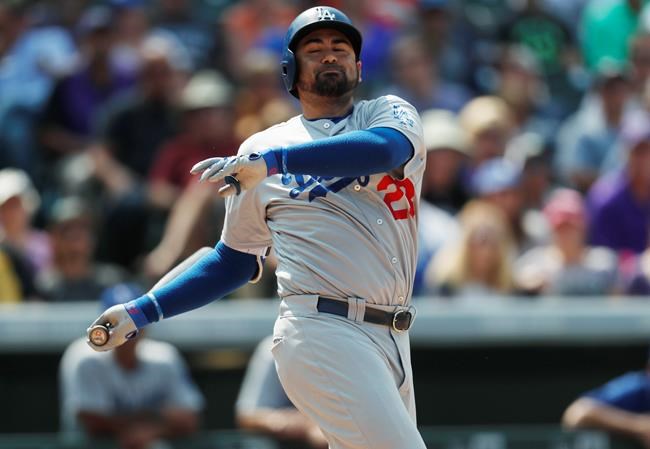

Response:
(87, 6), (427, 449)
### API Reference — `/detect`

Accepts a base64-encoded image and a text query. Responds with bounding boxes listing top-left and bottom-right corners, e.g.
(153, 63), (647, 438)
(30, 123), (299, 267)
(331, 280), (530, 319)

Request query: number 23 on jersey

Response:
(377, 175), (416, 220)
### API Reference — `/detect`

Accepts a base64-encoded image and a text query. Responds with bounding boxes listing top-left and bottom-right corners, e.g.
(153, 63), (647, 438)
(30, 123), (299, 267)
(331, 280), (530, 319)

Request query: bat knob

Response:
(88, 324), (110, 346)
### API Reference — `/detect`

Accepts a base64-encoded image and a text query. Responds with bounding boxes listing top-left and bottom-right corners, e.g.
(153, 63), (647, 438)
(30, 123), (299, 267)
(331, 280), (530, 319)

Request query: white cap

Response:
(0, 168), (40, 215)
(420, 109), (469, 155)
(180, 70), (233, 111)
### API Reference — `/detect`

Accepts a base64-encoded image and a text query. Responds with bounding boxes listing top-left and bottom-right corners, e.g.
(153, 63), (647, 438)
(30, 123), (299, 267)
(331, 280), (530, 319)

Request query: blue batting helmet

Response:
(280, 6), (362, 98)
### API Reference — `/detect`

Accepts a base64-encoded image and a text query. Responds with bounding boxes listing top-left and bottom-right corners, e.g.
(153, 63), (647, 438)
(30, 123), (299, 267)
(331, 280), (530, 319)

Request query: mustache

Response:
(316, 65), (346, 75)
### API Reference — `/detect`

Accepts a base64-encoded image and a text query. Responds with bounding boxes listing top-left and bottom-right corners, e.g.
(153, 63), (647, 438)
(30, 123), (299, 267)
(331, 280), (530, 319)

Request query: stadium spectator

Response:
(233, 48), (298, 141)
(152, 0), (214, 70)
(514, 188), (619, 296)
(91, 34), (187, 268)
(554, 59), (637, 192)
(498, 0), (582, 116)
(59, 283), (204, 448)
(382, 33), (472, 112)
(424, 200), (515, 299)
(37, 196), (127, 302)
(472, 157), (549, 254)
(0, 168), (52, 276)
(414, 0), (474, 90)
(621, 243), (650, 295)
(580, 0), (645, 71)
(414, 109), (465, 295)
(0, 243), (39, 302)
(0, 0), (77, 173)
(419, 109), (471, 213)
(459, 96), (515, 170)
(39, 5), (134, 160)
(236, 335), (327, 448)
(492, 45), (561, 149)
(220, 0), (296, 74)
(563, 355), (650, 447)
(628, 31), (650, 99)
(0, 246), (23, 302)
(142, 70), (237, 280)
(587, 111), (650, 254)
(108, 0), (152, 76)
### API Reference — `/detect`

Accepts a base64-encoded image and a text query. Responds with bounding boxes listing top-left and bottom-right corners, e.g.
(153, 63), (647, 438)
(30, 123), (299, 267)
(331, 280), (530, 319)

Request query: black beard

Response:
(300, 67), (359, 97)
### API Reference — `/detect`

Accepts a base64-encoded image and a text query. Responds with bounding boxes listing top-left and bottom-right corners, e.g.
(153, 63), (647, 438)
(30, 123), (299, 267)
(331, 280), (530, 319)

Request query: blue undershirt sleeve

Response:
(125, 242), (258, 328)
(261, 127), (413, 178)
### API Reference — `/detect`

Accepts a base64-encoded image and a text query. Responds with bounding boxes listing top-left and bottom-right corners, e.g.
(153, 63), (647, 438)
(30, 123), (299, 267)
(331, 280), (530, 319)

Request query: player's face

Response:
(294, 28), (361, 98)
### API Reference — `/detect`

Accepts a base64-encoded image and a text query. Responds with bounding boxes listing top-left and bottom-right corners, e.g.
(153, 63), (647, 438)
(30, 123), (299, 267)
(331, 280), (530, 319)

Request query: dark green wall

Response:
(1, 344), (647, 433)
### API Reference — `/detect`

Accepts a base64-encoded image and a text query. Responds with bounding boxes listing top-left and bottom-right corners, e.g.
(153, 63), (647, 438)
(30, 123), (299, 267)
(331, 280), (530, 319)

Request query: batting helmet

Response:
(280, 6), (362, 98)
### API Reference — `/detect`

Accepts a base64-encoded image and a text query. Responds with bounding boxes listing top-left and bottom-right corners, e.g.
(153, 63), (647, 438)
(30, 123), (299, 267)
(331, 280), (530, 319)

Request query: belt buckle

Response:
(392, 309), (413, 332)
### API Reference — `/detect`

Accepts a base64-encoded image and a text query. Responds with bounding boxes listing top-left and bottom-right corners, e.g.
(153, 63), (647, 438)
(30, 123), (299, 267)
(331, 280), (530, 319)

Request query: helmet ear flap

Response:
(281, 48), (299, 98)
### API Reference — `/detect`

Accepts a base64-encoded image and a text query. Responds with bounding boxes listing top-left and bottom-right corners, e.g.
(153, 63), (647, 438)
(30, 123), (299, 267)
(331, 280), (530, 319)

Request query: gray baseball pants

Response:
(271, 295), (427, 449)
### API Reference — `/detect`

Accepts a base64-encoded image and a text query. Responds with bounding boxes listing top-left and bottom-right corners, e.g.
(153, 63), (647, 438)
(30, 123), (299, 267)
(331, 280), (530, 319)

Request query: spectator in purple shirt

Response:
(586, 111), (650, 255)
(39, 5), (135, 160)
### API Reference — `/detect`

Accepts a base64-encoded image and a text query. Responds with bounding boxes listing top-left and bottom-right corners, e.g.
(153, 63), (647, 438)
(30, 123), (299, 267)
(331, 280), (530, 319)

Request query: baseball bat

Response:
(88, 246), (214, 346)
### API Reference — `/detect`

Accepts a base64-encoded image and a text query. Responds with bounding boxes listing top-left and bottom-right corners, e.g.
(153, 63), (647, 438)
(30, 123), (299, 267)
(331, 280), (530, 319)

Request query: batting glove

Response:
(86, 304), (139, 352)
(190, 152), (269, 197)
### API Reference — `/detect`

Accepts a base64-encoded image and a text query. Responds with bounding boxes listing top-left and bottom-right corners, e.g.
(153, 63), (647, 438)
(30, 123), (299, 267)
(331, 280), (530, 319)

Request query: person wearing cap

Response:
(562, 354), (650, 447)
(471, 157), (549, 255)
(459, 96), (515, 170)
(420, 108), (471, 212)
(513, 188), (619, 296)
(587, 111), (650, 255)
(142, 70), (240, 280)
(0, 168), (52, 277)
(0, 168), (49, 301)
(59, 282), (204, 447)
(36, 197), (128, 302)
(413, 109), (464, 295)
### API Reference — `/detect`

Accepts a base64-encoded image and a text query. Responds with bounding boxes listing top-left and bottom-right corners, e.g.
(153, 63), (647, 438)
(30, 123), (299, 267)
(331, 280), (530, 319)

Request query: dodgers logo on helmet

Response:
(280, 6), (362, 98)
(315, 7), (336, 21)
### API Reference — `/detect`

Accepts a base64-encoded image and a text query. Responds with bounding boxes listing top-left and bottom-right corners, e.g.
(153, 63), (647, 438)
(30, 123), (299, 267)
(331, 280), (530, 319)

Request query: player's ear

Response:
(357, 60), (363, 83)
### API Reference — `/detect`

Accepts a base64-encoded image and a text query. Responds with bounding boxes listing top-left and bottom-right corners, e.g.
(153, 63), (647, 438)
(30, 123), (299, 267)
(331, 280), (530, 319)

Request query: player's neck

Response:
(299, 92), (354, 120)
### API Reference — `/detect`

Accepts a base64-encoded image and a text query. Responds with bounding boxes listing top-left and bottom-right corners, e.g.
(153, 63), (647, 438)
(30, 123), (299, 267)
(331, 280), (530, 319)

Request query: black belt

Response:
(316, 297), (414, 332)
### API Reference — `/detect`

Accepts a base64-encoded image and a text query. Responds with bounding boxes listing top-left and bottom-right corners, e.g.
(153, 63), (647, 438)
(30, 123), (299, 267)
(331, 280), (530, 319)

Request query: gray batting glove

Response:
(190, 153), (268, 197)
(86, 305), (139, 352)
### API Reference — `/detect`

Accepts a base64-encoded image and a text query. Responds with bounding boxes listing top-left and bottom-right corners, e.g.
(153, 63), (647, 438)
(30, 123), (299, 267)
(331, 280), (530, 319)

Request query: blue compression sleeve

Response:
(125, 242), (258, 328)
(261, 127), (413, 178)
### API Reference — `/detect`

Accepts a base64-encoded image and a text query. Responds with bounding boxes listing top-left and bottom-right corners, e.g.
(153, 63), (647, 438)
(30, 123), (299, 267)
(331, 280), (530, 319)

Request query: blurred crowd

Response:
(1, 0), (650, 303)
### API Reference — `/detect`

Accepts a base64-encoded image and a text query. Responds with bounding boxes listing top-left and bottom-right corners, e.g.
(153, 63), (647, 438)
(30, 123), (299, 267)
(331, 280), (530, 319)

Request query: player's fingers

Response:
(199, 157), (234, 182)
(190, 157), (222, 174)
(203, 157), (239, 183)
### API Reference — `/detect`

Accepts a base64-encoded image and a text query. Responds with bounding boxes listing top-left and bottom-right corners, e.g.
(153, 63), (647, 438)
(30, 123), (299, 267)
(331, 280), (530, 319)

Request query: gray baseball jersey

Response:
(59, 338), (204, 433)
(221, 95), (425, 306)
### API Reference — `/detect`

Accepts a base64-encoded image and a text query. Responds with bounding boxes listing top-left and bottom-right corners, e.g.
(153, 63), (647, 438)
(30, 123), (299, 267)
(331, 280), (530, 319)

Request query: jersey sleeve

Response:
(584, 372), (650, 413)
(220, 136), (273, 256)
(363, 95), (426, 180)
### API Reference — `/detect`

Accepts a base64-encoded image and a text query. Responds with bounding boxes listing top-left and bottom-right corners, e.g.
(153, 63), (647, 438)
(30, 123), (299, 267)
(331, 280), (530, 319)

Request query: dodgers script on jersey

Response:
(221, 95), (425, 307)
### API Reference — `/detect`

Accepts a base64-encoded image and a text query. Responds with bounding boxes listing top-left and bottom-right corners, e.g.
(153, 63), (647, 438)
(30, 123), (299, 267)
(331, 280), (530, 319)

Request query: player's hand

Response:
(86, 305), (138, 352)
(190, 153), (268, 197)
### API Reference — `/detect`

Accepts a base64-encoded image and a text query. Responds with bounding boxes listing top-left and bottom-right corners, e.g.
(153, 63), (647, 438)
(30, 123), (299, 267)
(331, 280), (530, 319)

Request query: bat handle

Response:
(224, 175), (242, 195)
(88, 324), (110, 346)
